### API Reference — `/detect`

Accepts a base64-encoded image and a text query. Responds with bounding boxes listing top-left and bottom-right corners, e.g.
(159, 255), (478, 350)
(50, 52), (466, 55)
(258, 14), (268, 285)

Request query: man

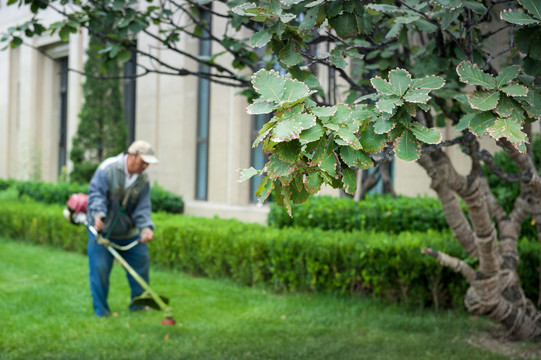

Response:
(86, 140), (159, 317)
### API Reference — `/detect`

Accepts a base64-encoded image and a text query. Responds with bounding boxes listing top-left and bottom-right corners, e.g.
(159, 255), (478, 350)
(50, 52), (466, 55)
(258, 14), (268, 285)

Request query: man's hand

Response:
(140, 228), (154, 244)
(94, 215), (104, 232)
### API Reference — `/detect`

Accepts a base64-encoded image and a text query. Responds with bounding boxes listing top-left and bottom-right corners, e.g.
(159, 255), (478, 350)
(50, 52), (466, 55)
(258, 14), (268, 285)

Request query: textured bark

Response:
(418, 147), (541, 341)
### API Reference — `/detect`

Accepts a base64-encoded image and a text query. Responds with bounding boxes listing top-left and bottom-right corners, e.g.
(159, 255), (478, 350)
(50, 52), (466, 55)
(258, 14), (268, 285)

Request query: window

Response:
(58, 56), (68, 175)
(250, 113), (270, 202)
(195, 7), (212, 200)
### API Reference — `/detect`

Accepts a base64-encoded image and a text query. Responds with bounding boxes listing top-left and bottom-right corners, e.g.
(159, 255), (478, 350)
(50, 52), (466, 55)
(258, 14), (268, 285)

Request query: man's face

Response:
(127, 153), (149, 174)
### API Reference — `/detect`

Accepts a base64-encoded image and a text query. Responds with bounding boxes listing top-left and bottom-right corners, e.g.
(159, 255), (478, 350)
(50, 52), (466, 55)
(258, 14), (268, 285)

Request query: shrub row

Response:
(0, 178), (184, 214)
(4, 198), (539, 309)
(268, 194), (453, 233)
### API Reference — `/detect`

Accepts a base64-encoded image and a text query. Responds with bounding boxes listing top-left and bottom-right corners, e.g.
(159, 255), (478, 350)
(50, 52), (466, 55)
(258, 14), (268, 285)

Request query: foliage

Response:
(227, 0), (540, 214)
(0, 178), (184, 214)
(69, 21), (128, 184)
(2, 197), (538, 310)
(150, 183), (184, 214)
(267, 194), (452, 233)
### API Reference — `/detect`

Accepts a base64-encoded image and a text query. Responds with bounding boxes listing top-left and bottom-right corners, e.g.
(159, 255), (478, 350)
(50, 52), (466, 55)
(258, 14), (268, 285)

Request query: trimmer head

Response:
(132, 293), (170, 310)
(161, 317), (176, 325)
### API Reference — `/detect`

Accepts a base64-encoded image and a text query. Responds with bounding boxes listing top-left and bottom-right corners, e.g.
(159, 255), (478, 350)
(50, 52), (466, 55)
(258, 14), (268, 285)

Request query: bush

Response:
(268, 194), (452, 233)
(150, 183), (184, 214)
(0, 197), (484, 309)
(0, 179), (184, 215)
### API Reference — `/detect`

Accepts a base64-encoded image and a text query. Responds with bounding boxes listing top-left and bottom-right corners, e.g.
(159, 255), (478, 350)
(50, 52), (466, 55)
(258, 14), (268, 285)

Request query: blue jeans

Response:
(87, 230), (149, 317)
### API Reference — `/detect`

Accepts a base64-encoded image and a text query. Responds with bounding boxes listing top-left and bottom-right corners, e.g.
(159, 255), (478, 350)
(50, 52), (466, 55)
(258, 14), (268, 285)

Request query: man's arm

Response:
(87, 169), (110, 231)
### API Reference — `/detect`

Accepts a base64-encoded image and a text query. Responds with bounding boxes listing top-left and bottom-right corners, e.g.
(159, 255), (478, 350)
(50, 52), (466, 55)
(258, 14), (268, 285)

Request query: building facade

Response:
(0, 1), (510, 224)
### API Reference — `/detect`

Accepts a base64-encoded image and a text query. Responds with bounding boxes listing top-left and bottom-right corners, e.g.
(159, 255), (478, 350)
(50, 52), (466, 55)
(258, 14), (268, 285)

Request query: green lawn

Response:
(0, 237), (532, 360)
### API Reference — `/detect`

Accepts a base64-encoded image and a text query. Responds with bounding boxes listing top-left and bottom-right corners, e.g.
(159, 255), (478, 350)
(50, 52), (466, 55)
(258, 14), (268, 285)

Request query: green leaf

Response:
(252, 69), (285, 103)
(469, 112), (497, 136)
(329, 48), (348, 68)
(255, 176), (274, 203)
(275, 140), (301, 163)
(495, 94), (516, 118)
(488, 117), (528, 146)
(267, 154), (296, 179)
(389, 68), (411, 96)
(395, 130), (421, 162)
(239, 167), (259, 182)
(10, 36), (23, 48)
(299, 6), (319, 32)
(253, 121), (274, 147)
(272, 119), (303, 142)
(305, 172), (323, 194)
(456, 61), (496, 89)
(365, 4), (400, 13)
(411, 76), (445, 90)
(281, 105), (316, 129)
(496, 65), (520, 88)
(341, 167), (357, 195)
(403, 89), (431, 104)
(300, 123), (325, 143)
(500, 85), (529, 97)
(340, 147), (373, 169)
(522, 89), (541, 118)
(319, 146), (338, 177)
(386, 22), (403, 39)
(432, 0), (462, 9)
(373, 115), (395, 134)
(371, 76), (396, 96)
(282, 78), (313, 104)
(467, 90), (500, 111)
(117, 49), (133, 63)
(58, 26), (71, 42)
(463, 0), (486, 13)
(251, 29), (273, 48)
(414, 19), (438, 32)
(515, 27), (541, 60)
(519, 0), (541, 21)
(247, 100), (276, 115)
(409, 123), (442, 144)
(279, 41), (304, 67)
(310, 137), (327, 165)
(457, 113), (475, 131)
(360, 123), (387, 153)
(274, 181), (292, 216)
(312, 106), (337, 117)
(335, 127), (360, 149)
(330, 13), (360, 38)
(290, 181), (311, 204)
(376, 97), (403, 113)
(500, 9), (539, 24)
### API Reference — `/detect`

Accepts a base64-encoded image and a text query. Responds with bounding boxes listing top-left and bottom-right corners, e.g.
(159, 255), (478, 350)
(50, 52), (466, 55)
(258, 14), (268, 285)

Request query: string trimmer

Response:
(64, 193), (176, 325)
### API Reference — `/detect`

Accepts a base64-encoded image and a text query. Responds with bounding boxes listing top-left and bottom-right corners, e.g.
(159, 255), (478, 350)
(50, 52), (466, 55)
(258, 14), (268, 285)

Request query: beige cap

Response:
(128, 140), (159, 164)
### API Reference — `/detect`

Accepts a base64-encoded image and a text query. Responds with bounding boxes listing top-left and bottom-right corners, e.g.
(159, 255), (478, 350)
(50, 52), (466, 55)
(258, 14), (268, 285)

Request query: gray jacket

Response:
(87, 153), (154, 239)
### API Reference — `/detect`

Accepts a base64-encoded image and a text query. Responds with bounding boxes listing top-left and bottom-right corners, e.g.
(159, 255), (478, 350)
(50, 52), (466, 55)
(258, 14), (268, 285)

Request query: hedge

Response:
(2, 198), (538, 309)
(268, 194), (453, 233)
(0, 178), (184, 214)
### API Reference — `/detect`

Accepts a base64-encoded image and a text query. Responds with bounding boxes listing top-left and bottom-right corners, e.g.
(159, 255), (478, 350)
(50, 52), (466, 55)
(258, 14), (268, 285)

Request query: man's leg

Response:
(87, 231), (114, 317)
(120, 238), (150, 311)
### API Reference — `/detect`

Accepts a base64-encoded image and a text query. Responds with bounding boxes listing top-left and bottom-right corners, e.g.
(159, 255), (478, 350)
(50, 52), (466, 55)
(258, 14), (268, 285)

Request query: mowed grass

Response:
(0, 237), (526, 360)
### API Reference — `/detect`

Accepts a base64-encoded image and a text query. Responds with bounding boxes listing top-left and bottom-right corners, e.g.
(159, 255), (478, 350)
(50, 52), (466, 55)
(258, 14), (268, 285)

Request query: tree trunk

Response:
(418, 145), (541, 341)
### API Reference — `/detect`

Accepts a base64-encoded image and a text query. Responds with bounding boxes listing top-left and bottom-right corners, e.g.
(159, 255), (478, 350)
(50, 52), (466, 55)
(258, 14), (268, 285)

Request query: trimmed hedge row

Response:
(0, 178), (184, 214)
(268, 194), (453, 233)
(2, 198), (538, 309)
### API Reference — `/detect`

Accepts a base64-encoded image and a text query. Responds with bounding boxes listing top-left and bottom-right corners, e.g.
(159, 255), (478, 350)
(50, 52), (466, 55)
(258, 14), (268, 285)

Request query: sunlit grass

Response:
(0, 237), (520, 360)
